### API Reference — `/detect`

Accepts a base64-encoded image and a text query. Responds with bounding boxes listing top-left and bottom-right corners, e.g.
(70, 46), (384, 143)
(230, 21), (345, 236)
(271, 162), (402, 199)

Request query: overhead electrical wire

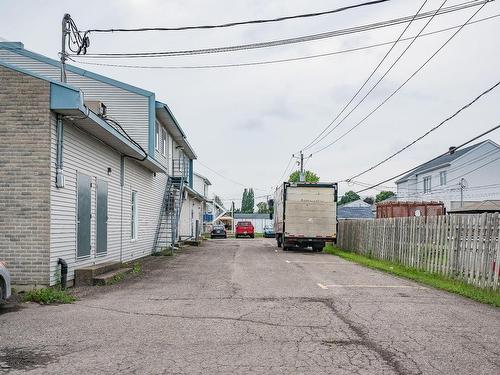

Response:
(354, 122), (500, 193)
(197, 160), (268, 192)
(309, 1), (491, 156)
(300, 0), (431, 152)
(71, 1), (489, 58)
(344, 79), (500, 182)
(67, 13), (500, 70)
(401, 147), (500, 192)
(82, 0), (390, 34)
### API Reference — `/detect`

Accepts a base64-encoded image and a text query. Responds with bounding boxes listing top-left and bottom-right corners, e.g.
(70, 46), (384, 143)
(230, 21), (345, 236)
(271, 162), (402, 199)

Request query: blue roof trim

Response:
(0, 43), (154, 98)
(155, 101), (186, 137)
(50, 83), (83, 110)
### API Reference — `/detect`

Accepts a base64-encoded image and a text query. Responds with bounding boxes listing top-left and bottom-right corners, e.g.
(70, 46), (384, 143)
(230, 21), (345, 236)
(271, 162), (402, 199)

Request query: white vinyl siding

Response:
(131, 191), (138, 240)
(0, 49), (151, 151)
(49, 113), (169, 285)
(49, 114), (122, 285)
(161, 128), (167, 157)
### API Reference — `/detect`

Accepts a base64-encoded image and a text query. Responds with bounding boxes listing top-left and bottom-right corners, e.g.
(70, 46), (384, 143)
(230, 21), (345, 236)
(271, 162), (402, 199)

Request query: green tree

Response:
(241, 188), (255, 213)
(363, 197), (374, 205)
(288, 170), (320, 183)
(339, 190), (361, 205)
(256, 202), (269, 214)
(375, 191), (396, 203)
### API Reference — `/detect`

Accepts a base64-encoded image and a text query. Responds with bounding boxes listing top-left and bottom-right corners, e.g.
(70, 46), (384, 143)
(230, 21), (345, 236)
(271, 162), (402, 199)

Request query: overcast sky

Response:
(1, 0), (499, 207)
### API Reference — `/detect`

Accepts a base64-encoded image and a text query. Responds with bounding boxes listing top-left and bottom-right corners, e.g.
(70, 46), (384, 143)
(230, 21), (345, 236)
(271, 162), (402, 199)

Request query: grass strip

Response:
(324, 245), (500, 308)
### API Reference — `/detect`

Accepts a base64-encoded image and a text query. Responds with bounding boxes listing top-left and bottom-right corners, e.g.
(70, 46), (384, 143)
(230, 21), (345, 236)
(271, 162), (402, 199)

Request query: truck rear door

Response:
(285, 185), (336, 239)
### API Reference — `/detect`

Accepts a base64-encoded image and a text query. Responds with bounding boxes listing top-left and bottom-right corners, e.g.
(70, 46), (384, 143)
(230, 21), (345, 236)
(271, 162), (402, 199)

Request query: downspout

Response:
(120, 156), (125, 262)
(57, 258), (68, 289)
(55, 114), (65, 188)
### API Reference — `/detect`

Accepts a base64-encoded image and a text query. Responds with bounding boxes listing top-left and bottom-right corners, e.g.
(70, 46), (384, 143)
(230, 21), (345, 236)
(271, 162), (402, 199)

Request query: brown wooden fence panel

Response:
(337, 213), (500, 290)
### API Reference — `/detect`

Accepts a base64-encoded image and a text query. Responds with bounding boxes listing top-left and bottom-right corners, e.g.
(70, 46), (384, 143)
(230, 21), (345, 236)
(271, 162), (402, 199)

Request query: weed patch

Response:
(132, 262), (142, 274)
(22, 288), (75, 305)
(324, 245), (500, 308)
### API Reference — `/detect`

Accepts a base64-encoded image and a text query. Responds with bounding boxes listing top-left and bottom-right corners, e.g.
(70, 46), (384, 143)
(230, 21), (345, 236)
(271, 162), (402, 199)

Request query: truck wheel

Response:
(276, 235), (282, 248)
(250, 234), (254, 238)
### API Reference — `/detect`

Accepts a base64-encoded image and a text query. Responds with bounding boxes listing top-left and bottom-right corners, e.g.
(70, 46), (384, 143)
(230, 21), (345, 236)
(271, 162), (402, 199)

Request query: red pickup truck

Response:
(235, 221), (255, 238)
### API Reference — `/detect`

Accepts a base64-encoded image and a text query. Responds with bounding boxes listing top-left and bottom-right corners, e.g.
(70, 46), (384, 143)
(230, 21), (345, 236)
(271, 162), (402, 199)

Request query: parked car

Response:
(263, 225), (275, 238)
(0, 261), (12, 302)
(235, 221), (255, 238)
(210, 224), (227, 239)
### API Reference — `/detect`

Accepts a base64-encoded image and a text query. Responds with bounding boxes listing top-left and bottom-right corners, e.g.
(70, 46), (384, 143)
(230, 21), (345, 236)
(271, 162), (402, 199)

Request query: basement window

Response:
(131, 191), (138, 240)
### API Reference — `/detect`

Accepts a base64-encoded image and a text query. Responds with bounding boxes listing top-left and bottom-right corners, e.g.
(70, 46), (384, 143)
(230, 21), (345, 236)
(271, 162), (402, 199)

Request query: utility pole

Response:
(60, 14), (71, 83)
(459, 178), (466, 208)
(292, 151), (312, 182)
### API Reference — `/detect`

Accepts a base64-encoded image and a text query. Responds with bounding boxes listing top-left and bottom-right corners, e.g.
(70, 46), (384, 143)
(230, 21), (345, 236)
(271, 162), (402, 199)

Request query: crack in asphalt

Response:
(78, 303), (331, 329)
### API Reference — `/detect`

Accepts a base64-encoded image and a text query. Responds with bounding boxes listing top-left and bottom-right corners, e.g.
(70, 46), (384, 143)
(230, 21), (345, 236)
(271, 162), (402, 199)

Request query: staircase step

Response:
(74, 261), (122, 286)
(93, 268), (132, 286)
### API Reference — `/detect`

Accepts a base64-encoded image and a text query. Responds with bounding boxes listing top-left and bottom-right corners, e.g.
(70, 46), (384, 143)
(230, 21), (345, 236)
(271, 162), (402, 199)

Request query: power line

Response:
(345, 79), (500, 182)
(82, 0), (389, 34)
(300, 0), (430, 152)
(355, 122), (500, 193)
(309, 1), (490, 156)
(196, 160), (268, 192)
(67, 13), (500, 70)
(71, 1), (488, 58)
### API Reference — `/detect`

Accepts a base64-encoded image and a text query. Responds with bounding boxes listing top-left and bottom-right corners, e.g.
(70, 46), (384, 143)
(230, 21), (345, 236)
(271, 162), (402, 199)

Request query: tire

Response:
(250, 234), (254, 238)
(277, 235), (282, 248)
(0, 281), (4, 302)
(224, 235), (227, 239)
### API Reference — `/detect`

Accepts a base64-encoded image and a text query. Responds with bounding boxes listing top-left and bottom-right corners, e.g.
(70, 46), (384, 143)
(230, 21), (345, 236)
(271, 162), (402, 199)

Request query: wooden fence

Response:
(337, 213), (500, 290)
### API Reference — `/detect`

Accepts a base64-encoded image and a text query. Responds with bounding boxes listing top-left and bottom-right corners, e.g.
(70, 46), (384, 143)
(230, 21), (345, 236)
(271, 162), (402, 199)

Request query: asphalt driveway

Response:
(0, 238), (499, 374)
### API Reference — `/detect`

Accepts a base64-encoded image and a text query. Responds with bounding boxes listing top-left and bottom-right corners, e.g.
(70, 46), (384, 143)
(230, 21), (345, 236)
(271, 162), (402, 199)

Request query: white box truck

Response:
(272, 182), (338, 251)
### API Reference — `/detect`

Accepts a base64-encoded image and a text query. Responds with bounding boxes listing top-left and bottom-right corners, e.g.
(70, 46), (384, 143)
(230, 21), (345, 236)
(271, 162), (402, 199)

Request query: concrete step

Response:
(93, 268), (132, 286)
(74, 261), (122, 287)
(182, 240), (202, 247)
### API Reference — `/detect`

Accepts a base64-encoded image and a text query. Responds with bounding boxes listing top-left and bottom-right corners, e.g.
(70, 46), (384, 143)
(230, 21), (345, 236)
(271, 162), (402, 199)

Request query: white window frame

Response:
(162, 127), (167, 157)
(131, 190), (138, 241)
(155, 123), (160, 151)
(423, 176), (432, 194)
(439, 171), (447, 186)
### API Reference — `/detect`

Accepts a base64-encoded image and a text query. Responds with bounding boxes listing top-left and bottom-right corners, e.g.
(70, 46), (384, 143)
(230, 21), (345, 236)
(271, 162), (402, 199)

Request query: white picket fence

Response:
(338, 213), (500, 290)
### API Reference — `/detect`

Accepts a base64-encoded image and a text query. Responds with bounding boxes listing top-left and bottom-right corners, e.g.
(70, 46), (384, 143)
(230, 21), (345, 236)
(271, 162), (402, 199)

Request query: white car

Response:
(0, 261), (11, 301)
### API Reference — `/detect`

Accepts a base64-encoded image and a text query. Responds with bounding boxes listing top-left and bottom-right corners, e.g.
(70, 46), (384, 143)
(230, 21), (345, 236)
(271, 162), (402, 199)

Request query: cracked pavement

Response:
(1, 238), (499, 374)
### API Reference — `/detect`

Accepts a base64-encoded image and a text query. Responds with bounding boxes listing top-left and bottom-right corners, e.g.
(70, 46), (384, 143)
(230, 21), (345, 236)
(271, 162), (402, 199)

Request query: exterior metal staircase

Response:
(153, 175), (185, 252)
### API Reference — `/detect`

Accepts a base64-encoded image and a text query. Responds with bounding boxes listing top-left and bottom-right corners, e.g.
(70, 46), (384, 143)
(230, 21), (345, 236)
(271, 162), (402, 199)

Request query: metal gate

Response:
(96, 178), (108, 255)
(77, 173), (91, 258)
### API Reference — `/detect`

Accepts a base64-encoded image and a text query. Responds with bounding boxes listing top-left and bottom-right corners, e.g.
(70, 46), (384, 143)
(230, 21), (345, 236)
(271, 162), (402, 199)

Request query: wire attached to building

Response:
(71, 1), (490, 58)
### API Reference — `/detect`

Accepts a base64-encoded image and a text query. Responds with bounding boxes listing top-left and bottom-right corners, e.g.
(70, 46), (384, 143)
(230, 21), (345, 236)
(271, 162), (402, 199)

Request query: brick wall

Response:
(0, 65), (51, 286)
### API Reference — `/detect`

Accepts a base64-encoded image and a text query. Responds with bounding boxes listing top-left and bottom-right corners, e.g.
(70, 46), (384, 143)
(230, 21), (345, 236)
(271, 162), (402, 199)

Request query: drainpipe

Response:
(55, 114), (65, 188)
(57, 258), (68, 289)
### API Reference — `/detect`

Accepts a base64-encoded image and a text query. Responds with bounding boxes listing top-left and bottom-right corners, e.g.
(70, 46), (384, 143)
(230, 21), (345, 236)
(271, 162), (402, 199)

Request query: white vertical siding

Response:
(0, 49), (151, 151)
(179, 195), (203, 238)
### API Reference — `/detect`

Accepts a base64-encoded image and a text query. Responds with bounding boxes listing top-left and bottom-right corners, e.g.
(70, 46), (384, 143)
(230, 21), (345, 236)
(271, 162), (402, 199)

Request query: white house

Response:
(0, 42), (200, 287)
(395, 140), (500, 210)
(234, 213), (273, 233)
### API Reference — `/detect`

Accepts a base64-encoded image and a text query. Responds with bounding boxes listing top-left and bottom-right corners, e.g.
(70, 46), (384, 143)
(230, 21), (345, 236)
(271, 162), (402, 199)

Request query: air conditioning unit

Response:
(85, 100), (107, 117)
